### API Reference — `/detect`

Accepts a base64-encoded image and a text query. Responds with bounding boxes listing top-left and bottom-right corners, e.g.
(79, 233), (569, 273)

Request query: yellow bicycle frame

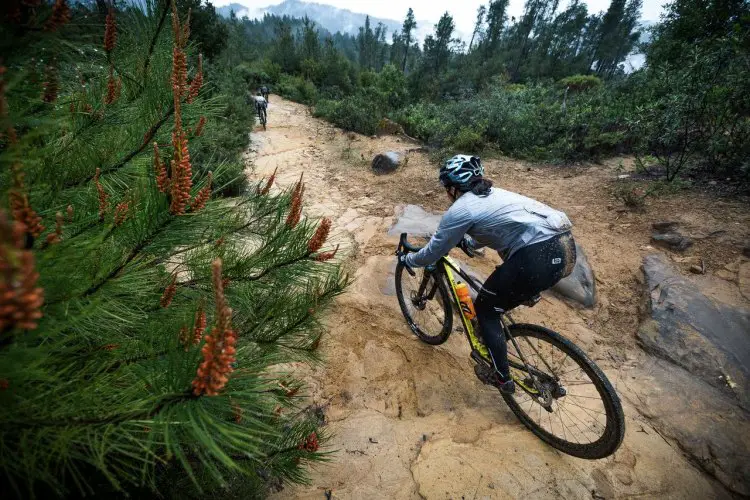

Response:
(441, 256), (491, 360)
(441, 256), (539, 394)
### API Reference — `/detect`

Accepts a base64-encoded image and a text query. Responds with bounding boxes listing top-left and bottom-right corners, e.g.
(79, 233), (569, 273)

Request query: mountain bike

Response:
(256, 104), (267, 130)
(395, 233), (625, 459)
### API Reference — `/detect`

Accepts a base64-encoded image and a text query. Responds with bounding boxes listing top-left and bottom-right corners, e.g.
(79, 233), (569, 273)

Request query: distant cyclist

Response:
(252, 91), (267, 120)
(399, 155), (576, 394)
(259, 85), (270, 102)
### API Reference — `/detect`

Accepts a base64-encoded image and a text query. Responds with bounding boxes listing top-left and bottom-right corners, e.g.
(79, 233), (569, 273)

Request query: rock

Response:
(652, 221), (679, 232)
(371, 152), (403, 174)
(637, 254), (750, 409)
(621, 356), (750, 497)
(739, 260), (750, 301)
(387, 205), (442, 238)
(651, 231), (693, 251)
(552, 242), (597, 307)
(689, 264), (705, 274)
(376, 118), (405, 136)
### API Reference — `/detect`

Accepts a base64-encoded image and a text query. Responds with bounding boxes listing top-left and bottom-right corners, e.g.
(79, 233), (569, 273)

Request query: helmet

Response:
(439, 155), (484, 189)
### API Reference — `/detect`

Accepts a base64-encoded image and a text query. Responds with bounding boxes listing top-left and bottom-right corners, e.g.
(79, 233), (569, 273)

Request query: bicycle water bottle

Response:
(455, 283), (476, 320)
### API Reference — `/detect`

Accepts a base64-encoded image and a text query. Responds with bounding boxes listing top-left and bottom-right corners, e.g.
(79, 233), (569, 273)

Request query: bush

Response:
(559, 74), (603, 92)
(313, 94), (381, 135)
(276, 74), (318, 105)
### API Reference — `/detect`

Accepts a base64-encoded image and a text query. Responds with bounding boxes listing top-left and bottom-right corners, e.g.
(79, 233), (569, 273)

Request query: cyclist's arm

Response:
(405, 205), (472, 268)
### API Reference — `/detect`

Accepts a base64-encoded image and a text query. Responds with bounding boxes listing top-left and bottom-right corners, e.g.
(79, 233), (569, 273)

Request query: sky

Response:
(213, 0), (669, 40)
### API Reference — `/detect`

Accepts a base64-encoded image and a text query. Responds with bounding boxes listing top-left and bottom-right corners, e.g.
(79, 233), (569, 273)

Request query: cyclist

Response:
(252, 91), (267, 122)
(400, 155), (576, 394)
(259, 85), (270, 102)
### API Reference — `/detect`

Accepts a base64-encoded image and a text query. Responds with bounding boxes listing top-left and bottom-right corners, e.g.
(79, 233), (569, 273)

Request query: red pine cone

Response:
(308, 218), (331, 253)
(105, 66), (117, 105)
(193, 116), (206, 137)
(169, 135), (193, 215)
(160, 275), (177, 308)
(315, 244), (340, 262)
(187, 54), (203, 104)
(9, 164), (44, 238)
(113, 200), (128, 226)
(46, 0), (71, 31)
(189, 171), (212, 212)
(94, 168), (109, 222)
(259, 167), (277, 195)
(153, 143), (170, 193)
(285, 177), (304, 228)
(299, 432), (319, 453)
(0, 212), (44, 332)
(42, 64), (58, 103)
(192, 259), (237, 397)
(193, 304), (206, 346)
(104, 7), (117, 53)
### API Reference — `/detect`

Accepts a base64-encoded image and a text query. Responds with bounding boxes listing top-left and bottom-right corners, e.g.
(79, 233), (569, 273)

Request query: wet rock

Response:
(651, 222), (693, 252)
(371, 151), (403, 174)
(652, 221), (679, 232)
(743, 245), (750, 258)
(651, 231), (693, 251)
(621, 356), (750, 496)
(552, 242), (597, 307)
(739, 260), (750, 301)
(637, 254), (750, 408)
(388, 205), (442, 238)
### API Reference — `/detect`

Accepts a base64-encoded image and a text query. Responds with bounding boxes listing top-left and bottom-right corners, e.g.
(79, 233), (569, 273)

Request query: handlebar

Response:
(398, 233), (421, 254)
(397, 232), (480, 259)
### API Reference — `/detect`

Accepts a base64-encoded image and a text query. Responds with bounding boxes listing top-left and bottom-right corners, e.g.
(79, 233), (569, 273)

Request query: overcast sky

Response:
(213, 0), (668, 39)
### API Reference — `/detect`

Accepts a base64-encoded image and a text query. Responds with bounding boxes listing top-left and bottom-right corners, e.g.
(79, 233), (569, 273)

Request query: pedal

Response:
(473, 363), (496, 386)
(471, 351), (496, 386)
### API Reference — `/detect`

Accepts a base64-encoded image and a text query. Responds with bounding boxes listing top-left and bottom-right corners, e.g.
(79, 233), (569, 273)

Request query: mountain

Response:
(217, 0), (433, 41)
(216, 2), (257, 19)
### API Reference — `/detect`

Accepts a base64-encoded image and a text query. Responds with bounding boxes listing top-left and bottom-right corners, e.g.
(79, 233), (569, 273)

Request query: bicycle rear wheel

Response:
(395, 263), (453, 345)
(501, 323), (624, 459)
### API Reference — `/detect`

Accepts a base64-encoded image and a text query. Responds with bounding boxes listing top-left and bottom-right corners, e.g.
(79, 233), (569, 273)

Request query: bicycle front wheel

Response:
(395, 263), (453, 345)
(502, 324), (625, 459)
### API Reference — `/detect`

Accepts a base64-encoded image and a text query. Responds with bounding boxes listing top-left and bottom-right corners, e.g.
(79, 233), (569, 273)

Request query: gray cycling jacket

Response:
(404, 187), (572, 268)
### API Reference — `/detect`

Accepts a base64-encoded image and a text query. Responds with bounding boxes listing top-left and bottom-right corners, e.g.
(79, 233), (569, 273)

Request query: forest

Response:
(0, 0), (748, 498)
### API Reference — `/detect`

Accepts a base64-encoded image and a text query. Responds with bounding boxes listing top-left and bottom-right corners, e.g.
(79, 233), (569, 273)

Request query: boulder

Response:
(371, 152), (403, 174)
(552, 242), (597, 307)
(637, 254), (750, 408)
(620, 356), (750, 496)
(376, 118), (405, 136)
(651, 231), (693, 251)
(651, 221), (693, 252)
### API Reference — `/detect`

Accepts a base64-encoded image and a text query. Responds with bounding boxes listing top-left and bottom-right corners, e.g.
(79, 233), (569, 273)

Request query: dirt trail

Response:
(247, 96), (740, 499)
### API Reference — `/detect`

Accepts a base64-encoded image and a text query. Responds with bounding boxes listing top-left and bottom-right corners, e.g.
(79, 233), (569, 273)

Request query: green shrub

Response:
(276, 74), (318, 105)
(559, 74), (603, 91)
(447, 127), (485, 153)
(313, 94), (381, 135)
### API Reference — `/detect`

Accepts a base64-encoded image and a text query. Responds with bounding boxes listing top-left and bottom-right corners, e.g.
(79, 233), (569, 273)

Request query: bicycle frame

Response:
(422, 255), (550, 393)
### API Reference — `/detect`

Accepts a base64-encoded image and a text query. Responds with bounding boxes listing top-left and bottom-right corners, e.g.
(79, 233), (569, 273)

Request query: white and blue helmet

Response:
(439, 155), (484, 190)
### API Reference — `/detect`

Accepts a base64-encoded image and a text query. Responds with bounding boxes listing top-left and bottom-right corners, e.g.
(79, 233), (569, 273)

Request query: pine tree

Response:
(401, 8), (417, 72)
(483, 0), (509, 57)
(0, 1), (345, 497)
(468, 5), (486, 52)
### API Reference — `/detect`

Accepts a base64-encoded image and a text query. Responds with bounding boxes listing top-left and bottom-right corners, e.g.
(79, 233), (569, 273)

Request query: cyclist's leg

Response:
(474, 232), (575, 378)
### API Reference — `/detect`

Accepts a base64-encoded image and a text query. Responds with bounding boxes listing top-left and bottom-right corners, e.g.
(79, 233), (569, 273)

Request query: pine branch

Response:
(142, 0), (171, 82)
(8, 392), (197, 428)
(66, 106), (175, 187)
(82, 217), (174, 297)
